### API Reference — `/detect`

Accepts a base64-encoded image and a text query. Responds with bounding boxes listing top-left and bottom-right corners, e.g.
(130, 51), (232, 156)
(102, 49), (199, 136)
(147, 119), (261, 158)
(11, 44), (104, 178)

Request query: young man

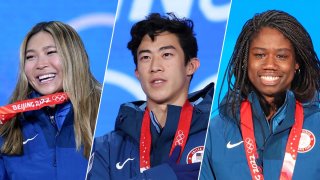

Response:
(87, 13), (214, 180)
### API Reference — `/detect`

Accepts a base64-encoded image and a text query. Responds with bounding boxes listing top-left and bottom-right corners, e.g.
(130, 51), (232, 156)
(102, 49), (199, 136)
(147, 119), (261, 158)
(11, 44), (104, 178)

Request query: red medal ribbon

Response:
(0, 92), (69, 124)
(240, 100), (304, 180)
(139, 100), (193, 172)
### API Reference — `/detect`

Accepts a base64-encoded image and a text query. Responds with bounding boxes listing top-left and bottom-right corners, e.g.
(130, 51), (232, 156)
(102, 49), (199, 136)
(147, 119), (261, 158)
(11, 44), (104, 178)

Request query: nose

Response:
(150, 56), (163, 73)
(36, 55), (49, 70)
(263, 55), (277, 70)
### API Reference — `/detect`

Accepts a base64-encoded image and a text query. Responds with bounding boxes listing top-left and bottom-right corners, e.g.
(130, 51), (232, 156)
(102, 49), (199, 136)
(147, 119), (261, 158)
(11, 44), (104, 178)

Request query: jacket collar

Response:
(248, 90), (296, 134)
(114, 82), (214, 143)
(21, 91), (72, 127)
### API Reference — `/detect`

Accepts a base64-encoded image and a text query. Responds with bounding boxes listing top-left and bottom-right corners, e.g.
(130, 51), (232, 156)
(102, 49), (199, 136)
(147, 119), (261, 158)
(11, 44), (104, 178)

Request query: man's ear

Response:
(186, 57), (200, 76)
(134, 69), (140, 80)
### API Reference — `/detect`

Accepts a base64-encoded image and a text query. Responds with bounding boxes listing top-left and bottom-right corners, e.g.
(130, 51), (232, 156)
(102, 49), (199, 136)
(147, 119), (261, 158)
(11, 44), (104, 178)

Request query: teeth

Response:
(38, 74), (55, 80)
(261, 76), (279, 80)
(39, 74), (56, 80)
(154, 80), (163, 83)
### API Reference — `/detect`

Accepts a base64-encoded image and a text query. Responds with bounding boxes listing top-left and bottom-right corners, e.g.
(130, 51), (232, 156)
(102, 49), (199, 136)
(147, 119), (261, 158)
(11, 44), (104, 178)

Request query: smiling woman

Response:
(0, 21), (101, 179)
(247, 27), (300, 120)
(200, 10), (320, 180)
(24, 31), (64, 95)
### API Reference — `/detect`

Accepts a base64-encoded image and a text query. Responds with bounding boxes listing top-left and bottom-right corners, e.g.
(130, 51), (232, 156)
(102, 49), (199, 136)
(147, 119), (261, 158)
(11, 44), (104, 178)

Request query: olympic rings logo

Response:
(175, 130), (185, 146)
(52, 94), (67, 102)
(245, 138), (254, 153)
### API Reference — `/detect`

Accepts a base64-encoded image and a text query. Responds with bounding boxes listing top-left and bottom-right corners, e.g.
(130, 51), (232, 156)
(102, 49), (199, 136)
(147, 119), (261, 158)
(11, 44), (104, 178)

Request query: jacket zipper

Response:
(47, 108), (58, 167)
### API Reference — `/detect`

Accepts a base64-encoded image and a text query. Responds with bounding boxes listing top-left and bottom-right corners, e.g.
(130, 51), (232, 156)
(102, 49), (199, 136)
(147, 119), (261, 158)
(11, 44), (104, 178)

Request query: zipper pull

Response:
(50, 115), (55, 125)
(46, 107), (57, 128)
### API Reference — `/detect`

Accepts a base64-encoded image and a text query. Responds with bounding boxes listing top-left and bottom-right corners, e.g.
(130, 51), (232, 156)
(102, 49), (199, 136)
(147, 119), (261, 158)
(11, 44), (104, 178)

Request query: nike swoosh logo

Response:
(116, 158), (135, 170)
(226, 141), (243, 149)
(23, 134), (38, 145)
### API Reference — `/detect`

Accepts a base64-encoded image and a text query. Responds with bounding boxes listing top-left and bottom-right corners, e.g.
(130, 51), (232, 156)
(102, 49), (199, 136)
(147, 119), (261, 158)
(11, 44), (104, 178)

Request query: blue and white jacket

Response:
(87, 83), (214, 180)
(200, 91), (320, 180)
(0, 92), (88, 180)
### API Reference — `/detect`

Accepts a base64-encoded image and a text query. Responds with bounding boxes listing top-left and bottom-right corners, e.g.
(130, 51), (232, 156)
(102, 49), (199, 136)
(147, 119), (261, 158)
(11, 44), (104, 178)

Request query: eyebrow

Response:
(159, 45), (176, 51)
(138, 45), (176, 55)
(251, 47), (292, 52)
(137, 49), (151, 55)
(26, 45), (57, 54)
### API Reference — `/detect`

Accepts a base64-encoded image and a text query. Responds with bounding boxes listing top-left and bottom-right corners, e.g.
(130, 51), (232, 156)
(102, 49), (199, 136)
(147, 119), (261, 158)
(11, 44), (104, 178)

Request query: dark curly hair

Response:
(127, 12), (198, 68)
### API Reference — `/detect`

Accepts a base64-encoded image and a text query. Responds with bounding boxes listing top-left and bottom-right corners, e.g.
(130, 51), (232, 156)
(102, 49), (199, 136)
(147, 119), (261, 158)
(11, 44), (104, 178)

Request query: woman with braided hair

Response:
(0, 21), (101, 179)
(200, 10), (320, 179)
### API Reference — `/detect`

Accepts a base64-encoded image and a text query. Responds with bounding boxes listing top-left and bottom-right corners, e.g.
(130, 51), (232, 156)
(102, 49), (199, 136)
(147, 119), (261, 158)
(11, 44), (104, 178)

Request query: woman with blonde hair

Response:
(0, 21), (101, 179)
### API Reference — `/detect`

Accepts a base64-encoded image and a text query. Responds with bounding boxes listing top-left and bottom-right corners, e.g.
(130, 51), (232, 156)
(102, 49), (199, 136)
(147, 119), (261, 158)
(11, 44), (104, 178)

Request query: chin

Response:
(259, 90), (286, 98)
(148, 96), (169, 105)
(36, 88), (62, 96)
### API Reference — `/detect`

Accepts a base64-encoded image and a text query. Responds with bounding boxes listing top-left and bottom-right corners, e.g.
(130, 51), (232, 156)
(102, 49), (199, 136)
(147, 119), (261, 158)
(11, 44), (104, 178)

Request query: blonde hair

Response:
(0, 21), (101, 158)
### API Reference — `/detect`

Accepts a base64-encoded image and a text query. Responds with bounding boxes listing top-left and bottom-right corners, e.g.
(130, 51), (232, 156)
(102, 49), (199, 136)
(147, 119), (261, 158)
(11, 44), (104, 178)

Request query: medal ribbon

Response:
(0, 92), (69, 124)
(139, 100), (193, 172)
(240, 100), (304, 180)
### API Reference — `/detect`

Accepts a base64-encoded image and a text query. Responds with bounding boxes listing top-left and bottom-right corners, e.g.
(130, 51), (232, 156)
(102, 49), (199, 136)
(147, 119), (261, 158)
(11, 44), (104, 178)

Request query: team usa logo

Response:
(186, 146), (204, 164)
(298, 129), (316, 153)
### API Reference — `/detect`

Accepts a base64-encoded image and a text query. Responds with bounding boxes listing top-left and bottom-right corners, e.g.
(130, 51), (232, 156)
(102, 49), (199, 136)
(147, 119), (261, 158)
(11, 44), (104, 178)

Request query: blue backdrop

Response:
(95, 0), (231, 137)
(0, 0), (117, 104)
(211, 0), (320, 117)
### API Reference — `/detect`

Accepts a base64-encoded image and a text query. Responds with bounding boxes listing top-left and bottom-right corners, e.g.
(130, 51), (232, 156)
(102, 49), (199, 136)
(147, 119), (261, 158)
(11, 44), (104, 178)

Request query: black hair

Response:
(220, 10), (320, 118)
(127, 12), (198, 68)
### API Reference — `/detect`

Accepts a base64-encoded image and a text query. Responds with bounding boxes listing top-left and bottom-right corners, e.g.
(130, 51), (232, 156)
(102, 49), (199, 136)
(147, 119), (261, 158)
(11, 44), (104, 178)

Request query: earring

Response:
(295, 69), (301, 75)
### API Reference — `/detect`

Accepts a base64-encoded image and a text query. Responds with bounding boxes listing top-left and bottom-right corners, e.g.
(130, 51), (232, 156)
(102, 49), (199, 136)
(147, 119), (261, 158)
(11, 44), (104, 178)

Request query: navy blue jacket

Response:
(0, 92), (88, 180)
(200, 91), (320, 180)
(87, 83), (214, 180)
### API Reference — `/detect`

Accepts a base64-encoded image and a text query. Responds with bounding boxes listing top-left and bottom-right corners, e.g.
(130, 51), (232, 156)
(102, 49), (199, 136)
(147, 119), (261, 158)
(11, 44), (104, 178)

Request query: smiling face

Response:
(24, 31), (63, 95)
(248, 27), (299, 101)
(135, 31), (199, 107)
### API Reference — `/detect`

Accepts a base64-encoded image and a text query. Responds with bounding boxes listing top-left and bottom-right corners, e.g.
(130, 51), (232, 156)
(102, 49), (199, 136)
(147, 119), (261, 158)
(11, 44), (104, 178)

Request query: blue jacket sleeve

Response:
(199, 123), (216, 180)
(87, 147), (177, 180)
(87, 135), (177, 180)
(142, 164), (177, 180)
(86, 136), (111, 180)
(0, 154), (8, 179)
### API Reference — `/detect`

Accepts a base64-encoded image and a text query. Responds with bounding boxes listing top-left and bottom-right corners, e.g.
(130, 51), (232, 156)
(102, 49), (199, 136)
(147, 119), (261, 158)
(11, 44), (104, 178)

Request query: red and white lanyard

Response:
(240, 100), (304, 180)
(0, 92), (69, 124)
(139, 100), (193, 172)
